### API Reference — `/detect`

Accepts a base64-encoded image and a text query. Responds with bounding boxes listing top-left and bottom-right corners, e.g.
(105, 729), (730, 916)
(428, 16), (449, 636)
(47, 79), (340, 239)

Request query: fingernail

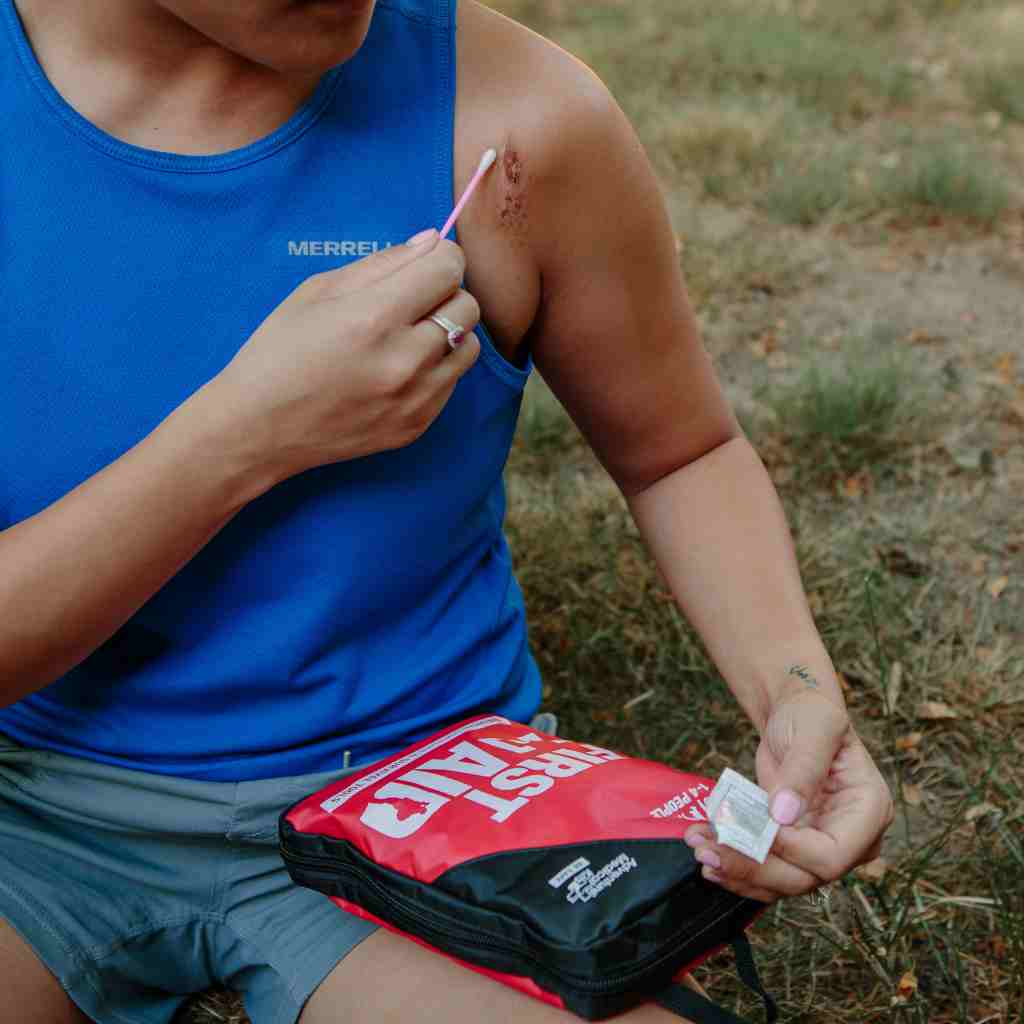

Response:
(695, 848), (721, 869)
(771, 789), (804, 826)
(703, 867), (722, 883)
(406, 228), (438, 247)
(683, 829), (709, 848)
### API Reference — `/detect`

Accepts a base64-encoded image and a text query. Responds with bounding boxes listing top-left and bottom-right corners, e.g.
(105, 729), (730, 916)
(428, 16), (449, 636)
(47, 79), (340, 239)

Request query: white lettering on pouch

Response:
(548, 857), (591, 890)
(565, 853), (638, 904)
(647, 784), (711, 823)
(352, 732), (624, 840)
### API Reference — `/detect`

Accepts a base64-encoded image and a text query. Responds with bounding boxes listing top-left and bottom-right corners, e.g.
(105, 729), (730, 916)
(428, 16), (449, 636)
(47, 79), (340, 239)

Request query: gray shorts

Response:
(0, 731), (378, 1024)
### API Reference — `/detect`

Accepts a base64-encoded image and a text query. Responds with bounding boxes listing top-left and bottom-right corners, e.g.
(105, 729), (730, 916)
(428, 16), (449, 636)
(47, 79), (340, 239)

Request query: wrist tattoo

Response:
(787, 663), (820, 690)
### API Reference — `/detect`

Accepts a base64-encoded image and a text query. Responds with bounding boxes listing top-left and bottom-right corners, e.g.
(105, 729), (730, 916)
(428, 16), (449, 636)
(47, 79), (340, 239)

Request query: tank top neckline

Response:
(1, 0), (349, 174)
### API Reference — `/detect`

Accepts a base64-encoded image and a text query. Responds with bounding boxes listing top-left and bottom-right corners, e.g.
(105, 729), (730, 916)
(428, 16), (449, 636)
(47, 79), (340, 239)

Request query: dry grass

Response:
(187, 1), (1023, 1021)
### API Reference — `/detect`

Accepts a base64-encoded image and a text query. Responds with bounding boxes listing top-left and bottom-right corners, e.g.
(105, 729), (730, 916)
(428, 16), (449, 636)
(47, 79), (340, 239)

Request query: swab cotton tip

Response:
(440, 147), (499, 240)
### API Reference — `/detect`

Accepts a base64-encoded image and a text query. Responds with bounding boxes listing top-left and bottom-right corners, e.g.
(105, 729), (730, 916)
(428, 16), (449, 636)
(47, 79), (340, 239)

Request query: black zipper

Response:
(280, 845), (739, 997)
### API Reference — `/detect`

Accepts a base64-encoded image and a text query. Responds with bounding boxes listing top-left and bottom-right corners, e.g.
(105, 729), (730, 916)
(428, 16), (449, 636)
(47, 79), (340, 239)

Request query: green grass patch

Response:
(762, 147), (864, 226)
(764, 329), (930, 480)
(689, 15), (915, 120)
(879, 136), (1010, 224)
(966, 60), (1024, 122)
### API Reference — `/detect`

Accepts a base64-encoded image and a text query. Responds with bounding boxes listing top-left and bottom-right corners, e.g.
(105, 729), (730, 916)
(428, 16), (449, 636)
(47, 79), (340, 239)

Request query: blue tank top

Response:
(0, 0), (543, 780)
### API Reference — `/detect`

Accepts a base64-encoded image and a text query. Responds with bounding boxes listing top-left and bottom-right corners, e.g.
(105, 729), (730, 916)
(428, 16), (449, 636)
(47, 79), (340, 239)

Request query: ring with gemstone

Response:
(427, 313), (466, 351)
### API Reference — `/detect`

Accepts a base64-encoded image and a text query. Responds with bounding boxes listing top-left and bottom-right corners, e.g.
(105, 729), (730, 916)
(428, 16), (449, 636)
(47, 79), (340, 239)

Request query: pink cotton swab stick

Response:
(439, 148), (498, 240)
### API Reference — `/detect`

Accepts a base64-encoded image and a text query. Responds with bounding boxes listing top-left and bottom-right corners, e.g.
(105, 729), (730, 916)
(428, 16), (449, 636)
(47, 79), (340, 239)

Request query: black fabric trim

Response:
(280, 818), (768, 1020)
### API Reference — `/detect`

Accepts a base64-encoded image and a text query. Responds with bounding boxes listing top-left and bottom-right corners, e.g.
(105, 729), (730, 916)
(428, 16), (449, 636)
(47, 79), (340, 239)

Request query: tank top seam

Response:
(1, 0), (345, 175)
(378, 0), (446, 27)
(439, 0), (535, 392)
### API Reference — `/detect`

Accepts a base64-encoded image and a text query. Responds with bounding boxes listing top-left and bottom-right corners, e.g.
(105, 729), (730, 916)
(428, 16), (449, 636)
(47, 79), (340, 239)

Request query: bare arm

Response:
(624, 437), (844, 730)
(0, 381), (268, 703)
(515, 64), (836, 723)
(516, 46), (892, 895)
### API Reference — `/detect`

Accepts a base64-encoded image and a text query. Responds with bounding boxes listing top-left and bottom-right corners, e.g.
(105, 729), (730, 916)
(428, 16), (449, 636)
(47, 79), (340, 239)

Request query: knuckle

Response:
(437, 241), (466, 282)
(464, 292), (482, 326)
(378, 353), (415, 395)
(722, 851), (753, 881)
(820, 854), (845, 881)
(352, 306), (387, 342)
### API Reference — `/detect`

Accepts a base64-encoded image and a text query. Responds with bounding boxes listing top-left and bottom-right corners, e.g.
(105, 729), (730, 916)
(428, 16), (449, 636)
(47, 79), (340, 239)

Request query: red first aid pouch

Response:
(279, 715), (777, 1023)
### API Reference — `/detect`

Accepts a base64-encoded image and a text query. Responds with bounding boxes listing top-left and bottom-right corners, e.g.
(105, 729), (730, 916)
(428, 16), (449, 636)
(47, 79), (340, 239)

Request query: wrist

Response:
(164, 378), (284, 511)
(745, 656), (847, 732)
(771, 660), (847, 712)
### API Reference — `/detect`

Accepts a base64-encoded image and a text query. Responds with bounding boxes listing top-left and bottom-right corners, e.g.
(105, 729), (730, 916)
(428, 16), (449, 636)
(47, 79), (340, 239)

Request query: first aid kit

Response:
(279, 715), (778, 1023)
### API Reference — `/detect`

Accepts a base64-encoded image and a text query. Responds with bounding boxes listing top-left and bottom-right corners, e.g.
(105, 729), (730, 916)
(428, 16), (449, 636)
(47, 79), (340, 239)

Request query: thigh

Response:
(0, 918), (89, 1024)
(299, 928), (695, 1024)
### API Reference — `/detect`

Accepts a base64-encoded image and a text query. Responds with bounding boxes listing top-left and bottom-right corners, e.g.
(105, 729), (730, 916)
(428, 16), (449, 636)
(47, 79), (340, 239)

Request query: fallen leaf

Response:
(917, 701), (958, 720)
(995, 353), (1018, 385)
(896, 970), (918, 1000)
(988, 576), (1009, 600)
(904, 327), (944, 345)
(895, 732), (923, 751)
(844, 475), (863, 499)
(855, 857), (888, 882)
(902, 783), (923, 806)
(966, 802), (1001, 822)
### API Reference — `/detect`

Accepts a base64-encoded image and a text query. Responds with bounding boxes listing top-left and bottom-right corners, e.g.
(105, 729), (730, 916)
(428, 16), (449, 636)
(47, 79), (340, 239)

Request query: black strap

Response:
(731, 934), (778, 1023)
(655, 935), (778, 1024)
(655, 983), (754, 1024)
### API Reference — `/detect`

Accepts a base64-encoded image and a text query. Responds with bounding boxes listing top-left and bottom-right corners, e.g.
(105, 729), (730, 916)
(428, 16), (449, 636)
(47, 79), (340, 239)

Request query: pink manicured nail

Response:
(695, 848), (721, 869)
(771, 789), (803, 826)
(683, 829), (709, 848)
(703, 867), (722, 883)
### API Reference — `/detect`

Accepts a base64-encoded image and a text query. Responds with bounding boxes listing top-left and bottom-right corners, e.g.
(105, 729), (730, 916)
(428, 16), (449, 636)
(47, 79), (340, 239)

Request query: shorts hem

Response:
(284, 918), (380, 1024)
(0, 876), (141, 1024)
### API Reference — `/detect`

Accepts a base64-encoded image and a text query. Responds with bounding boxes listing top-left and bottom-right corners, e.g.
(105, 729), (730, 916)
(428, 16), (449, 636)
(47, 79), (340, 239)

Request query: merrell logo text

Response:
(287, 240), (394, 256)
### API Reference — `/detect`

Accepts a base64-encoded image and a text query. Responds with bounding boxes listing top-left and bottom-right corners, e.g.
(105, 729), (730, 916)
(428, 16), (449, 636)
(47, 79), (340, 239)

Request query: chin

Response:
(170, 0), (378, 76)
(268, 0), (377, 72)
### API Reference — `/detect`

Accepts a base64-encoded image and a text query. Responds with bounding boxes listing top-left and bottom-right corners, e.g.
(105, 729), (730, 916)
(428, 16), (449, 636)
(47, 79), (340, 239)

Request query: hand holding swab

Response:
(439, 148), (498, 240)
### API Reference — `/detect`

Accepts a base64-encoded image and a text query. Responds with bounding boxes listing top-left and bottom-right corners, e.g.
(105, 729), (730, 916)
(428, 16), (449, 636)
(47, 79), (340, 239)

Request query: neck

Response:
(13, 0), (323, 155)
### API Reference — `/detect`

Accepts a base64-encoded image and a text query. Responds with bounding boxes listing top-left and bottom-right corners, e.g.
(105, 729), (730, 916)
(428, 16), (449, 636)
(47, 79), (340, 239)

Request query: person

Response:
(0, 0), (895, 1021)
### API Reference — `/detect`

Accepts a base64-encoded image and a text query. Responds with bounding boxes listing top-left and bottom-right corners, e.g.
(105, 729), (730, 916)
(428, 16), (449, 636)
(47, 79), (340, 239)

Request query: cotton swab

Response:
(439, 148), (498, 240)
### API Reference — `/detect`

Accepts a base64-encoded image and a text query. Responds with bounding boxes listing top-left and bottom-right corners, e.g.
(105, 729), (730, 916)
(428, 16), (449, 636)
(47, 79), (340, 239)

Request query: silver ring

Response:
(428, 313), (466, 351)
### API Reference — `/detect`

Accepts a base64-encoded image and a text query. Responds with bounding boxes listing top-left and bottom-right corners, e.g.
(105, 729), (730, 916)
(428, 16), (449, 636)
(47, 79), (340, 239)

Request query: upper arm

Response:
(522, 63), (740, 498)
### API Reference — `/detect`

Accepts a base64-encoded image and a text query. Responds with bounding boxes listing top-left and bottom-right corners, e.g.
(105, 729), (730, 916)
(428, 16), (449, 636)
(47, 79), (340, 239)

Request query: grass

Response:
(187, 1), (1023, 1021)
(763, 330), (934, 483)
(880, 138), (1011, 225)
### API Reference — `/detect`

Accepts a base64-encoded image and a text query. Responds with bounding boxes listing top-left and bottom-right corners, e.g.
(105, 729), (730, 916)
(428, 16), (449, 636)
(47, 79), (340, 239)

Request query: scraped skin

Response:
(498, 147), (529, 242)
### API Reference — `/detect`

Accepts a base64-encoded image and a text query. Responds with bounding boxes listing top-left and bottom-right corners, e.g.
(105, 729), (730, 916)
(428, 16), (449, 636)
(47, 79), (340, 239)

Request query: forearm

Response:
(626, 436), (845, 731)
(0, 379), (274, 703)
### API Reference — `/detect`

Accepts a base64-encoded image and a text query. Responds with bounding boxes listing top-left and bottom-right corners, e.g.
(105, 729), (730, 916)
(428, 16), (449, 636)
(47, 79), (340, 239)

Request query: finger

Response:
(769, 700), (849, 826)
(407, 289), (482, 362)
(683, 824), (714, 847)
(771, 824), (848, 881)
(347, 239), (467, 327)
(691, 840), (821, 898)
(701, 867), (778, 904)
(306, 230), (441, 301)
